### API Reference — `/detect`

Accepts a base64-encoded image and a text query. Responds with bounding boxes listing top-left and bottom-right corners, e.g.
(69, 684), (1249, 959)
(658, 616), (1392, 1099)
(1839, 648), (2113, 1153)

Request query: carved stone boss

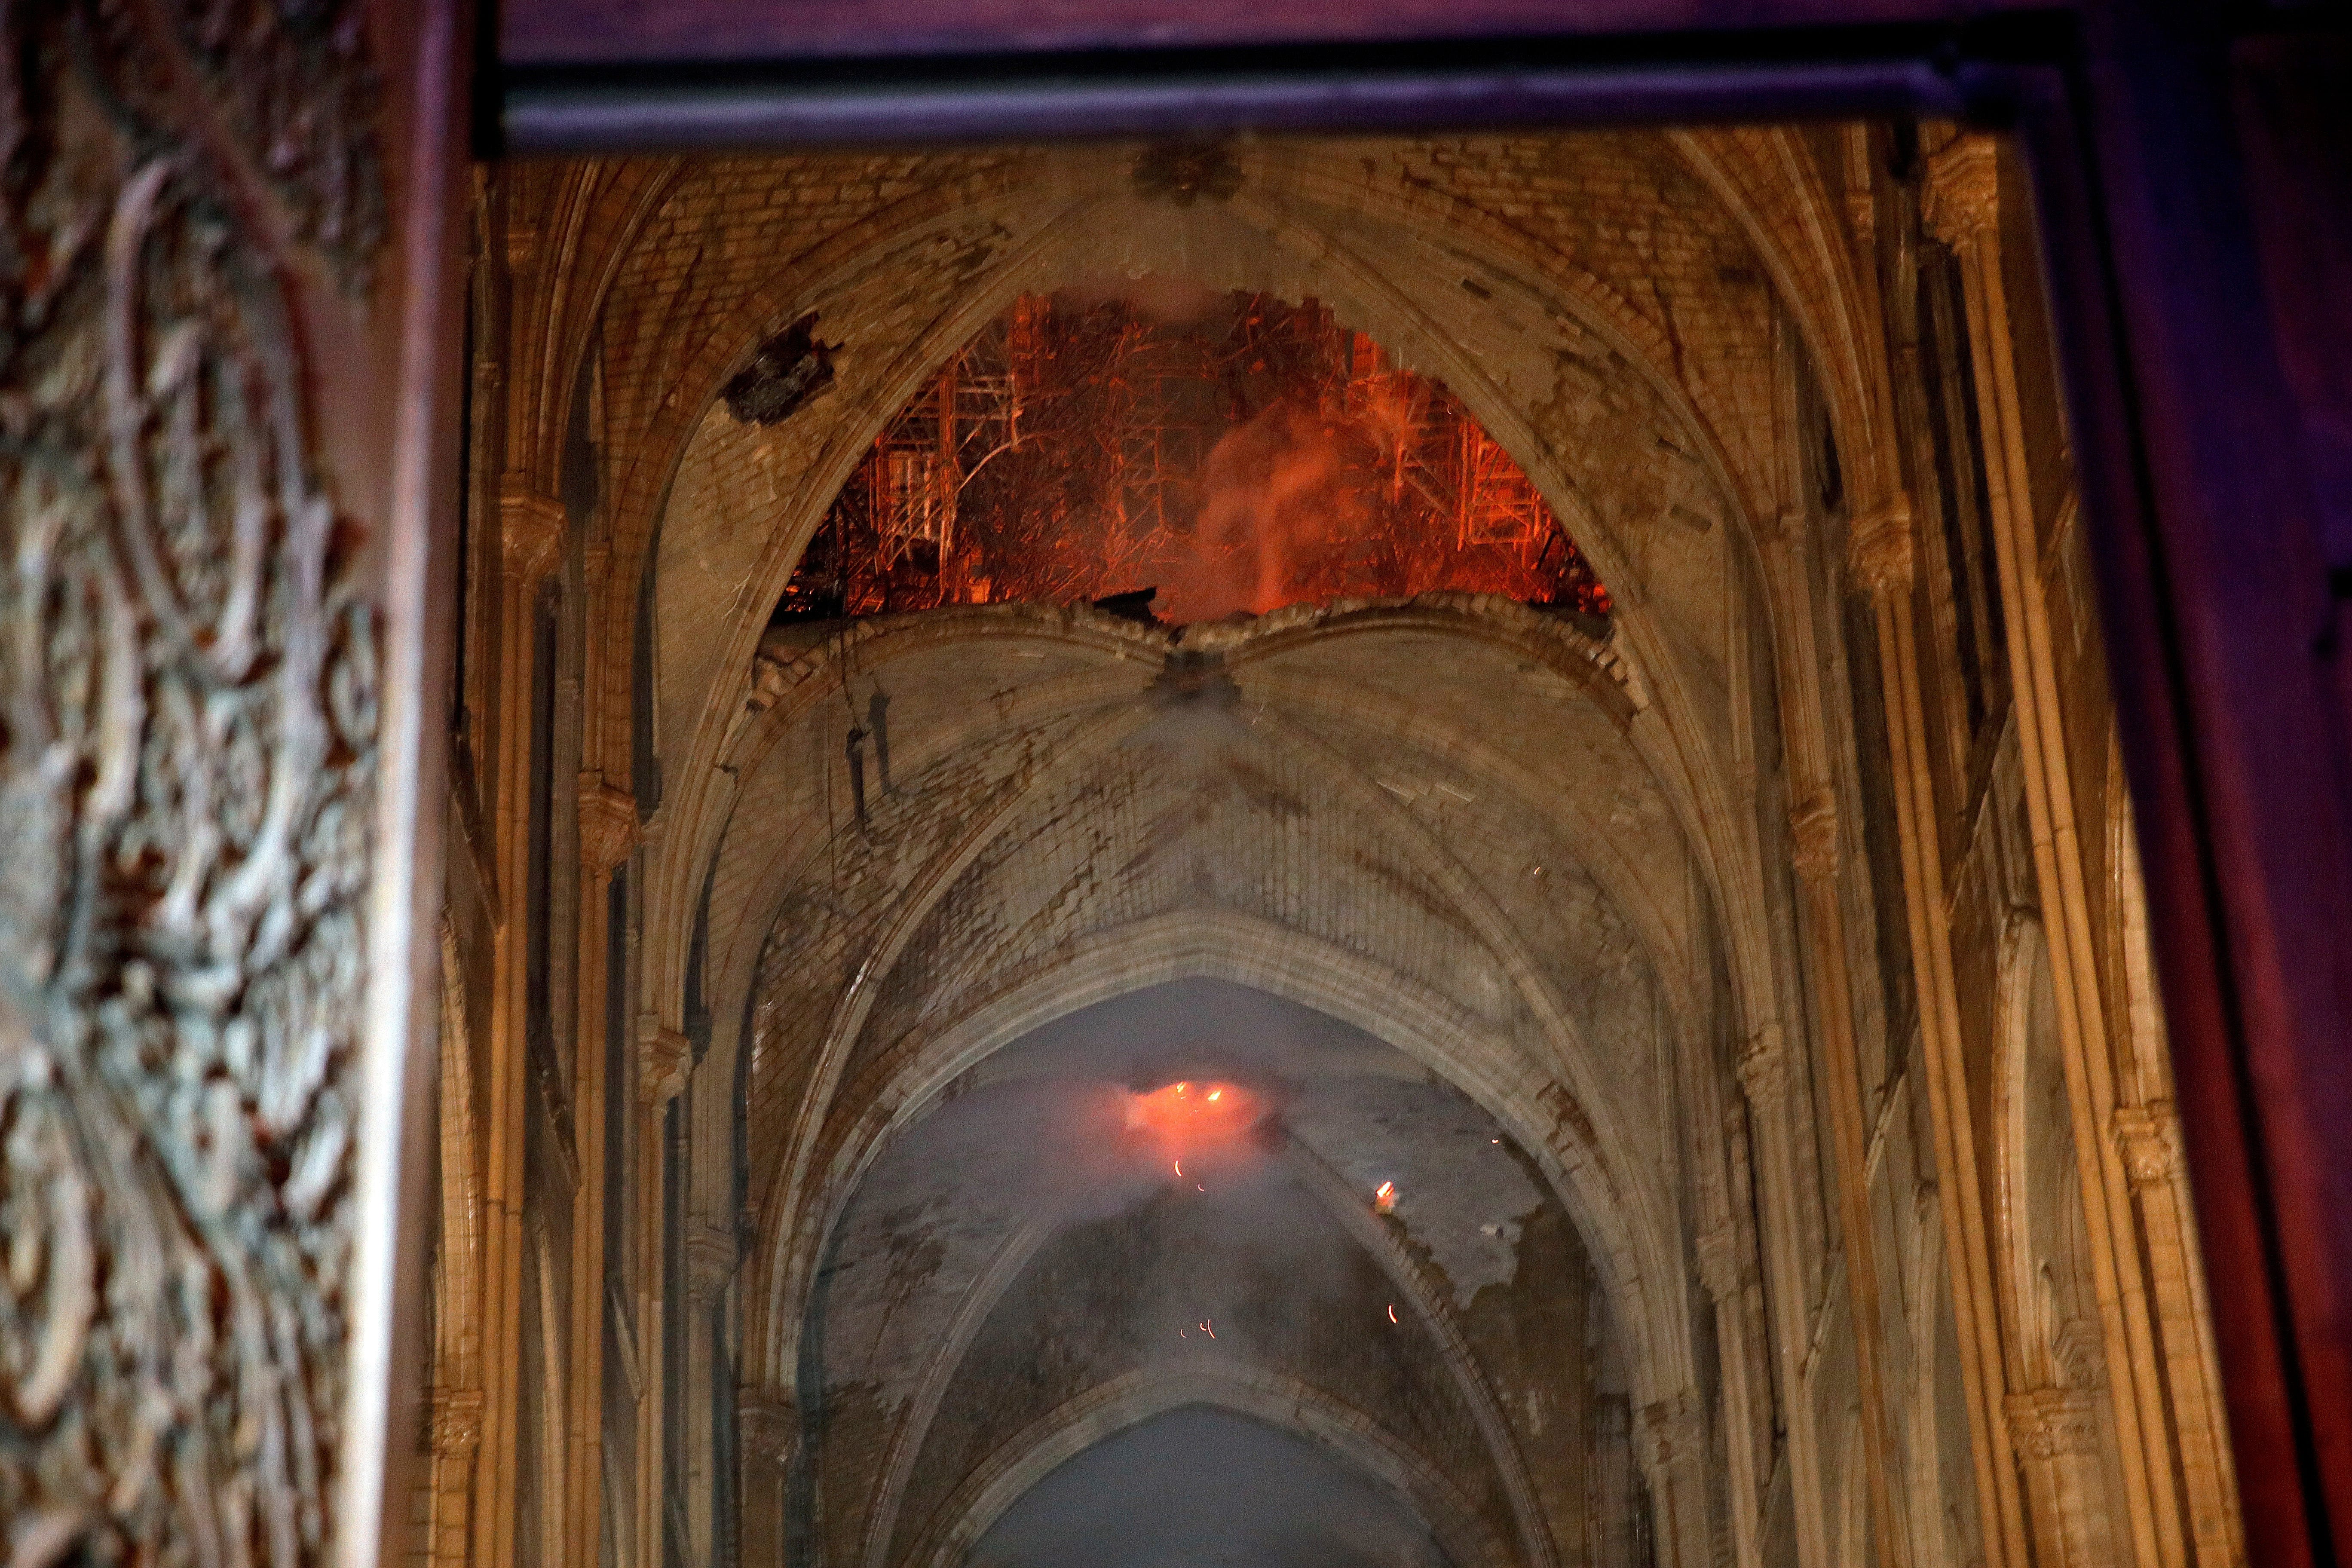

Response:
(0, 1), (385, 1559)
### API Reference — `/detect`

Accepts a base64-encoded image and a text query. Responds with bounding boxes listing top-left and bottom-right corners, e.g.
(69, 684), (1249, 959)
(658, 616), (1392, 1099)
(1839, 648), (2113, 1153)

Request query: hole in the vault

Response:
(768, 280), (1611, 631)
(1125, 1078), (1272, 1191)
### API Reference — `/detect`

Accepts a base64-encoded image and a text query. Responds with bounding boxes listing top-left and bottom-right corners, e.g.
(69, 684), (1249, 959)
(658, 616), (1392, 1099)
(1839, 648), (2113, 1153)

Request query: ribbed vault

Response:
(435, 106), (2247, 1568)
(563, 124), (1878, 1568)
(590, 130), (1837, 1568)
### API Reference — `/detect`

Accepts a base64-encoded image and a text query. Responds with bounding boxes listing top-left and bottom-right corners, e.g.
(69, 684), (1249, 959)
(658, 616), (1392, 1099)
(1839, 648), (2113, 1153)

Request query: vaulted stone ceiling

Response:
(440, 99), (2250, 1568)
(812, 982), (1602, 1568)
(501, 124), (1892, 1568)
(732, 595), (1701, 1567)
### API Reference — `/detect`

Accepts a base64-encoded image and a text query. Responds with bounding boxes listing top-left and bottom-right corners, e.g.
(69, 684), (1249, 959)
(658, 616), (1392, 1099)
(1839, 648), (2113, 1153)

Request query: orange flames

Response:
(772, 287), (1611, 628)
(1127, 1079), (1259, 1143)
(1125, 1079), (1262, 1185)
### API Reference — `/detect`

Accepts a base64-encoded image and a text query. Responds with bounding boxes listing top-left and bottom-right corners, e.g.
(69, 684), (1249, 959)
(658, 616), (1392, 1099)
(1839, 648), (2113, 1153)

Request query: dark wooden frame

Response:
(483, 6), (2352, 1562)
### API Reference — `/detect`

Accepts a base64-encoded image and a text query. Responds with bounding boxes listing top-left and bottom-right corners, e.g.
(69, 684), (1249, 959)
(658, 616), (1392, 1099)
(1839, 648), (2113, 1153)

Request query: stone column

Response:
(637, 1013), (691, 1568)
(1784, 789), (1915, 1568)
(684, 1224), (739, 1567)
(1926, 130), (2199, 1568)
(2006, 1388), (2112, 1568)
(738, 1392), (799, 1568)
(480, 483), (567, 1568)
(429, 1390), (487, 1568)
(1846, 493), (2032, 1568)
(2113, 1102), (2245, 1563)
(1733, 1023), (1836, 1565)
(1635, 1393), (1713, 1568)
(1697, 1225), (1766, 1568)
(572, 780), (637, 1568)
(1751, 485), (1916, 1568)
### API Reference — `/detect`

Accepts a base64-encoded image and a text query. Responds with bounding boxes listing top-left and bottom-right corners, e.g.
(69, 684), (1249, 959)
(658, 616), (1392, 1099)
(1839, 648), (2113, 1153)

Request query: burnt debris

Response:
(724, 311), (837, 425)
(1092, 587), (1161, 626)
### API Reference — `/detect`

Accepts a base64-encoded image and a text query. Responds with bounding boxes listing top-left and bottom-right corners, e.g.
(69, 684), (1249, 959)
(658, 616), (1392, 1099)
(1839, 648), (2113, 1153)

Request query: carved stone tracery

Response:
(0, 1), (383, 1558)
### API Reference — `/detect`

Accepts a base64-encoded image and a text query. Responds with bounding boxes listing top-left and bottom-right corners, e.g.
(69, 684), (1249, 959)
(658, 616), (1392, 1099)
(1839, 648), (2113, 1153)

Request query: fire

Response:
(1125, 1078), (1262, 1184)
(771, 287), (1612, 627)
(1374, 1180), (1398, 1214)
(1127, 1079), (1260, 1143)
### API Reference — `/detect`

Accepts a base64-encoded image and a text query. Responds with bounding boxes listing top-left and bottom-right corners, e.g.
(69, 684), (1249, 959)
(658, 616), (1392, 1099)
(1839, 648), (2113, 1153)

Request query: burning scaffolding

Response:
(773, 285), (1611, 626)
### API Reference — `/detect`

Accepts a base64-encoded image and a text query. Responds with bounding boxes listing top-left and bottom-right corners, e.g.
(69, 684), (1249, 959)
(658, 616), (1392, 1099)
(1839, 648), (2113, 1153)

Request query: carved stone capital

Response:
(1923, 134), (2000, 249)
(500, 483), (566, 584)
(2111, 1100), (2184, 1191)
(1736, 1024), (1788, 1106)
(1695, 1226), (1748, 1303)
(1788, 791), (1840, 885)
(1845, 186), (1877, 251)
(638, 1014), (690, 1106)
(740, 1390), (799, 1468)
(687, 1224), (737, 1300)
(1636, 1391), (1700, 1477)
(431, 1388), (484, 1458)
(579, 779), (639, 876)
(1848, 494), (1917, 598)
(2005, 1386), (2100, 1460)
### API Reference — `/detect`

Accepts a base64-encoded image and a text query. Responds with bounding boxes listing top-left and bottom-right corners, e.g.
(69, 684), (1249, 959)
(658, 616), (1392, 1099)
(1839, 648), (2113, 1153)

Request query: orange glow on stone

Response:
(1128, 1079), (1260, 1145)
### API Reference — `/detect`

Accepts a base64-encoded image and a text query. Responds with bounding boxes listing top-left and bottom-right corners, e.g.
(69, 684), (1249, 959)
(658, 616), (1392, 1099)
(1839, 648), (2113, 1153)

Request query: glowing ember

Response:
(1387, 1304), (1400, 1325)
(1373, 1181), (1398, 1215)
(772, 286), (1611, 627)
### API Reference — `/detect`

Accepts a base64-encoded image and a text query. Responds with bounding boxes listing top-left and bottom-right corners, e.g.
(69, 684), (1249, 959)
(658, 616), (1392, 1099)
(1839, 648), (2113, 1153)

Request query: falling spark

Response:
(1387, 1304), (1400, 1324)
(1201, 1320), (1216, 1339)
(1197, 1183), (1206, 1192)
(1207, 1089), (1222, 1102)
(1174, 1159), (1183, 1178)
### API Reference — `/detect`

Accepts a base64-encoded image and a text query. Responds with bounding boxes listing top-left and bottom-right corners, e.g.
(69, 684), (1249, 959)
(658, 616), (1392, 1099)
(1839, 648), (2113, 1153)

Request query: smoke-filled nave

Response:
(425, 129), (2244, 1568)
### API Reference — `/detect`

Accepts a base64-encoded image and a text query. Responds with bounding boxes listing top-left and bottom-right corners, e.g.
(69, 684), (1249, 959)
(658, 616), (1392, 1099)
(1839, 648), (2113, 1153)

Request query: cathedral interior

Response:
(421, 126), (2248, 1568)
